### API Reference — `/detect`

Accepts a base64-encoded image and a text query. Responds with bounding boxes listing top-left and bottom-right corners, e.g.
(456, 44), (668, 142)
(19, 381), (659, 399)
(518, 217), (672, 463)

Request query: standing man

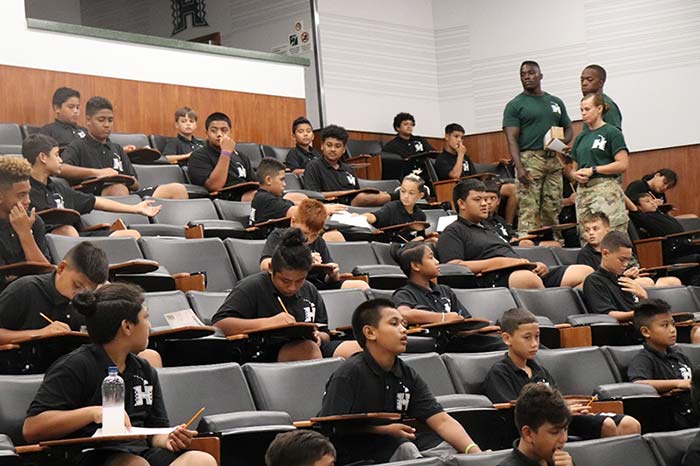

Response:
(503, 61), (572, 237)
(580, 64), (622, 130)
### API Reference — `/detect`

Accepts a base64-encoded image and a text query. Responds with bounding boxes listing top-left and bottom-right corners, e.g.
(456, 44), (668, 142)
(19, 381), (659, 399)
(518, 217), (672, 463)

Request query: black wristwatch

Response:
(591, 166), (598, 176)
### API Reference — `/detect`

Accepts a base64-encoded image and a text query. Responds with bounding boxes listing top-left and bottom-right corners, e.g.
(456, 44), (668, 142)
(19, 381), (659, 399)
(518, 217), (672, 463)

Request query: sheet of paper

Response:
(329, 212), (373, 230)
(163, 309), (204, 328)
(92, 427), (175, 437)
(437, 215), (457, 232)
(543, 129), (568, 154)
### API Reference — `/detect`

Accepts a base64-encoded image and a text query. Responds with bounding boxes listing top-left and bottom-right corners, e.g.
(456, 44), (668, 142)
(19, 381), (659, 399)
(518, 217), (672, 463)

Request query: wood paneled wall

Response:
(0, 64), (305, 146)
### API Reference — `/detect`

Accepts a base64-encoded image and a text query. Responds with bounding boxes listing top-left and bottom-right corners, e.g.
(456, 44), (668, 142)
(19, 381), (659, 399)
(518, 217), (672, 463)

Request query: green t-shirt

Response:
(571, 123), (627, 168)
(502, 92), (572, 150)
(603, 93), (623, 130)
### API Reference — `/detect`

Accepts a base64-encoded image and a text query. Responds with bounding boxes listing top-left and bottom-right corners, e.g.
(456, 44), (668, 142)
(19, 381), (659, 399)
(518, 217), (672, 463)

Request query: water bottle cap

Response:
(107, 366), (118, 374)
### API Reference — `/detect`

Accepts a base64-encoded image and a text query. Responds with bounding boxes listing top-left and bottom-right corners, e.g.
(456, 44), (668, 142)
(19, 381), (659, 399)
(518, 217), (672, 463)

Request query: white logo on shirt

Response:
(396, 384), (411, 411)
(112, 153), (124, 172)
(592, 135), (607, 151)
(249, 208), (256, 224)
(463, 160), (470, 173)
(77, 129), (86, 138)
(52, 192), (65, 209)
(345, 172), (356, 186)
(550, 102), (561, 114)
(413, 141), (424, 153)
(679, 363), (692, 380)
(302, 298), (316, 322)
(235, 163), (247, 178)
(133, 383), (154, 406)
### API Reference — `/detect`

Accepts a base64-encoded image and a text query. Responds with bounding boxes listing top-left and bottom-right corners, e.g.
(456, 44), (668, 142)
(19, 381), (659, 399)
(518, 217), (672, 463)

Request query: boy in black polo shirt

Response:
(383, 112), (435, 158)
(265, 430), (336, 466)
(319, 298), (482, 464)
(212, 229), (361, 361)
(436, 179), (592, 289)
(497, 384), (573, 466)
(628, 299), (698, 429)
(303, 125), (391, 207)
(435, 123), (476, 181)
(188, 112), (257, 202)
(39, 87), (88, 147)
(162, 107), (204, 164)
(250, 158), (308, 225)
(483, 181), (536, 247)
(285, 116), (321, 174)
(23, 282), (214, 466)
(0, 156), (50, 290)
(485, 308), (638, 439)
(625, 169), (677, 206)
(23, 134), (160, 238)
(362, 174), (427, 241)
(60, 96), (188, 199)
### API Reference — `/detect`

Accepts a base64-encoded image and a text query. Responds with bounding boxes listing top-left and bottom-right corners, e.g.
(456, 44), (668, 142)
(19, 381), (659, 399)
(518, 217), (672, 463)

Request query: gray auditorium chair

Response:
(552, 247), (581, 266)
(358, 178), (400, 193)
(441, 351), (505, 395)
(601, 345), (643, 382)
(512, 246), (560, 267)
(645, 427), (700, 466)
(284, 172), (303, 190)
(109, 132), (149, 148)
(143, 290), (192, 328)
(319, 288), (368, 331)
(347, 139), (382, 156)
(537, 347), (622, 395)
(151, 198), (247, 238)
(0, 433), (18, 462)
(0, 123), (23, 154)
(21, 124), (40, 139)
(236, 142), (263, 169)
(510, 287), (589, 325)
(149, 134), (170, 153)
(261, 145), (291, 163)
(646, 286), (700, 315)
(186, 291), (229, 325)
(453, 450), (512, 466)
(213, 199), (252, 225)
(453, 287), (518, 323)
(0, 374), (44, 445)
(565, 434), (659, 466)
(677, 343), (700, 368)
(326, 241), (406, 288)
(424, 208), (448, 235)
(371, 242), (398, 266)
(133, 164), (209, 198)
(224, 238), (266, 279)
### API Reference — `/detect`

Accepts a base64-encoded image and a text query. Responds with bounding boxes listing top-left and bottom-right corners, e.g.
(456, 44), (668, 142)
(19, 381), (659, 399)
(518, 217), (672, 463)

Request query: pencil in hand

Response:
(183, 407), (206, 430)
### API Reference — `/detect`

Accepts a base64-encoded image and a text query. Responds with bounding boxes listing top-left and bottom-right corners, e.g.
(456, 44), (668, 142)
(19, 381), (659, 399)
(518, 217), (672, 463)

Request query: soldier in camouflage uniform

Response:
(503, 61), (573, 236)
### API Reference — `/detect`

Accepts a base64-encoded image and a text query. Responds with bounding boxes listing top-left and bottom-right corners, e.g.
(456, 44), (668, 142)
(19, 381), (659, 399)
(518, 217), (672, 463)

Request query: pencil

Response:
(586, 395), (598, 407)
(277, 296), (290, 314)
(40, 313), (54, 324)
(183, 407), (205, 429)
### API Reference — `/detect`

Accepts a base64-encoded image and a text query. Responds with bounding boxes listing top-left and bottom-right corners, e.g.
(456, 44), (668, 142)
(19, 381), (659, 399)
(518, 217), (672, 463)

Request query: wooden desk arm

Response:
(173, 272), (206, 292)
(190, 436), (221, 466)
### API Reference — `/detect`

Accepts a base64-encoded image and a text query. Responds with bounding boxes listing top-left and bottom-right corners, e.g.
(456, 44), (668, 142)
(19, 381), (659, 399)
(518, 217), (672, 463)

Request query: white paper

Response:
(163, 309), (204, 328)
(437, 215), (457, 232)
(92, 427), (175, 437)
(543, 129), (568, 154)
(329, 212), (373, 230)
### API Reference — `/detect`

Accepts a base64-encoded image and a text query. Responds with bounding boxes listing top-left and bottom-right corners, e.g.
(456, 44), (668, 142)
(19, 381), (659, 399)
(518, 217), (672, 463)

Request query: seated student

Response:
(392, 242), (506, 352)
(320, 299), (482, 464)
(188, 112), (257, 202)
(59, 96), (188, 199)
(0, 156), (51, 290)
(436, 123), (518, 225)
(162, 107), (204, 164)
(383, 112), (435, 157)
(436, 179), (593, 289)
(626, 168), (677, 206)
(265, 430), (336, 466)
(250, 158), (308, 225)
(578, 212), (681, 287)
(497, 383), (573, 466)
(23, 133), (160, 238)
(485, 308), (640, 439)
(285, 116), (322, 175)
(303, 125), (392, 207)
(22, 283), (214, 466)
(483, 181), (536, 247)
(628, 299), (698, 429)
(39, 87), (88, 147)
(212, 229), (361, 361)
(260, 199), (367, 291)
(362, 174), (428, 241)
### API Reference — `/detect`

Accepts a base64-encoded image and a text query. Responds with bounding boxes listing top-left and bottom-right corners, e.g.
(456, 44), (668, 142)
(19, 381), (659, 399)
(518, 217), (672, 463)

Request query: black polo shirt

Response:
(0, 271), (83, 331)
(437, 216), (516, 263)
(39, 120), (87, 147)
(576, 243), (601, 269)
(261, 228), (332, 288)
(161, 134), (204, 155)
(212, 272), (327, 325)
(372, 201), (426, 228)
(302, 157), (359, 193)
(29, 176), (96, 232)
(285, 145), (321, 171)
(484, 354), (555, 403)
(434, 150), (476, 180)
(582, 268), (638, 315)
(61, 135), (136, 177)
(392, 281), (469, 316)
(484, 215), (517, 243)
(625, 179), (666, 204)
(187, 142), (254, 188)
(383, 136), (434, 158)
(27, 344), (168, 446)
(250, 189), (294, 225)
(0, 216), (49, 289)
(498, 447), (553, 466)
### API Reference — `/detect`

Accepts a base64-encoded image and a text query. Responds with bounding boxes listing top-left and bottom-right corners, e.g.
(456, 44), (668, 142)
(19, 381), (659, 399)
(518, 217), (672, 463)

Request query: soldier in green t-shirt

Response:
(571, 93), (630, 242)
(580, 64), (622, 131)
(503, 61), (573, 236)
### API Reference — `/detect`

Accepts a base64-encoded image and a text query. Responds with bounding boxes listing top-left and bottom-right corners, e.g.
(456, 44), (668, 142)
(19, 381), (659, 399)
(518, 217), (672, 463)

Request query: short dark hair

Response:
(63, 242), (109, 285)
(634, 298), (672, 331)
(73, 283), (144, 344)
(22, 134), (59, 165)
(205, 112), (231, 130)
(600, 230), (633, 253)
(393, 112), (415, 131)
(520, 60), (541, 71)
(453, 178), (486, 209)
(398, 241), (430, 277)
(52, 87), (80, 108)
(644, 168), (678, 188)
(271, 228), (312, 273)
(265, 430), (335, 466)
(500, 308), (538, 334)
(85, 96), (113, 117)
(484, 180), (500, 195)
(444, 123), (465, 134)
(582, 212), (610, 227)
(632, 192), (653, 206)
(292, 116), (312, 133)
(515, 383), (570, 432)
(175, 106), (197, 121)
(584, 64), (607, 82)
(320, 124), (348, 144)
(257, 157), (287, 184)
(352, 298), (395, 348)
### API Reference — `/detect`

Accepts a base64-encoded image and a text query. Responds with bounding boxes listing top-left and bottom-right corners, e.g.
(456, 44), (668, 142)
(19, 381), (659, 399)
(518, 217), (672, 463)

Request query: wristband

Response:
(221, 150), (232, 157)
(591, 166), (598, 175)
(465, 443), (478, 454)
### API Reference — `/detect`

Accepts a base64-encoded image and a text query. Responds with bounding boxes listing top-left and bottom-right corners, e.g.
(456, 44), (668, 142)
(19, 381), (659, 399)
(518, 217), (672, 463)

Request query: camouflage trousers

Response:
(576, 177), (629, 244)
(516, 150), (564, 235)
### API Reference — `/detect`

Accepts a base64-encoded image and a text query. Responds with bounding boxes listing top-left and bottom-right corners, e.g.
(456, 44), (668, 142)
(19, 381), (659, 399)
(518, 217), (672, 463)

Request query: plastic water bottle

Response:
(101, 366), (126, 434)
